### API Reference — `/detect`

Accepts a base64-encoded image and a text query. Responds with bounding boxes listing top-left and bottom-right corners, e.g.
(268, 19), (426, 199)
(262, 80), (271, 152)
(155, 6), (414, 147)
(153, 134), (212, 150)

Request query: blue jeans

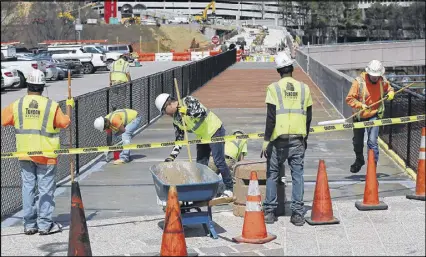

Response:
(19, 160), (56, 231)
(353, 115), (379, 163)
(196, 126), (233, 191)
(119, 116), (142, 162)
(264, 137), (305, 216)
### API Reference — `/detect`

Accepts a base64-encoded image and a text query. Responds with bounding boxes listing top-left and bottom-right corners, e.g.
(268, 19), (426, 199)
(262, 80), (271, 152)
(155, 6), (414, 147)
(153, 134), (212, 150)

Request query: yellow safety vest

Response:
(173, 99), (222, 140)
(355, 72), (385, 119)
(13, 95), (60, 158)
(110, 59), (130, 83)
(268, 78), (311, 141)
(105, 109), (138, 132)
(225, 139), (247, 160)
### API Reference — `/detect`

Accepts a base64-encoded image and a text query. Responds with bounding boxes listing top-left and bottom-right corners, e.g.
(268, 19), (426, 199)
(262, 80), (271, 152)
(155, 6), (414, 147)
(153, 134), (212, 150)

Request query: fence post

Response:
(389, 99), (393, 149)
(74, 100), (79, 175)
(406, 94), (412, 167)
(147, 77), (151, 124)
(129, 82), (133, 109)
(307, 42), (310, 76)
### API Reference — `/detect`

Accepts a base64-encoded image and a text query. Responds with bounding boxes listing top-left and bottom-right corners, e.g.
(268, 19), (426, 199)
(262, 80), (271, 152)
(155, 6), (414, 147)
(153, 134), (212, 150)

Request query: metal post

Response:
(406, 94), (412, 167)
(78, 5), (81, 41)
(307, 42), (310, 75)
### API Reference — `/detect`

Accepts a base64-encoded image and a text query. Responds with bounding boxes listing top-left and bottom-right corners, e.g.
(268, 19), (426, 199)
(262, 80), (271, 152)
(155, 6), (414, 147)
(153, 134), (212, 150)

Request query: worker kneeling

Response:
(261, 51), (313, 226)
(155, 93), (234, 198)
(94, 109), (142, 165)
(208, 129), (248, 177)
(110, 55), (131, 86)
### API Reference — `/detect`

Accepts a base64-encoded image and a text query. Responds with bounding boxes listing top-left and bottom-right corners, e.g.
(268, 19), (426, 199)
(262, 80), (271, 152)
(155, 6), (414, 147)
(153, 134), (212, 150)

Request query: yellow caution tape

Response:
(1, 115), (424, 159)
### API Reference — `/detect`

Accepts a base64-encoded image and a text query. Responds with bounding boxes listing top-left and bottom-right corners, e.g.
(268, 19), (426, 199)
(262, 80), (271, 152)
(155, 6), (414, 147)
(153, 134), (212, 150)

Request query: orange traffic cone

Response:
(160, 186), (189, 256)
(232, 171), (276, 244)
(407, 127), (426, 201)
(306, 160), (340, 225)
(67, 181), (92, 256)
(355, 149), (388, 211)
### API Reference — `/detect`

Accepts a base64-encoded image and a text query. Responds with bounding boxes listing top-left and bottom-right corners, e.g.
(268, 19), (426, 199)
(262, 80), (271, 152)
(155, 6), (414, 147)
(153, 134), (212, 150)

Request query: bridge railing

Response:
(296, 49), (425, 173)
(0, 49), (237, 220)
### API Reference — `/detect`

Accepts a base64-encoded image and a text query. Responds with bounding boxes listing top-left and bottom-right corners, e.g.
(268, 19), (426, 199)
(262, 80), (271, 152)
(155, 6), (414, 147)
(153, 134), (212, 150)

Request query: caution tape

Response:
(1, 115), (424, 159)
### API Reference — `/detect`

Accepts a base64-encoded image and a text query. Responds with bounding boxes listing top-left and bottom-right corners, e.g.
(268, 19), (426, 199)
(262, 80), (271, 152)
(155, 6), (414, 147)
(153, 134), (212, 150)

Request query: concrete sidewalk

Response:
(1, 62), (424, 256)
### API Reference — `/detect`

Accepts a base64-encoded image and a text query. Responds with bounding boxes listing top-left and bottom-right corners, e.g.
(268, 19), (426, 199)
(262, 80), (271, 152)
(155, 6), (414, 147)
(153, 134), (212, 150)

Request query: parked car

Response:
(1, 65), (21, 89)
(23, 52), (83, 77)
(17, 57), (58, 81)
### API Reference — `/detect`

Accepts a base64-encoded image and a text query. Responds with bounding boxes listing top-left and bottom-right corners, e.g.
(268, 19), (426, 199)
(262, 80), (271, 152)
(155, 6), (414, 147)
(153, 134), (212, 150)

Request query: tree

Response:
(365, 2), (388, 41)
(405, 1), (426, 39)
(1, 2), (21, 38)
(385, 4), (403, 40)
(340, 2), (363, 42)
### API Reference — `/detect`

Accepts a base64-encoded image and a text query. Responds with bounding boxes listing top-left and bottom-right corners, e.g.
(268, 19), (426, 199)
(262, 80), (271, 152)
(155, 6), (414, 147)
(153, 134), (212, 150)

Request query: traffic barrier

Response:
(68, 182), (92, 256)
(232, 161), (285, 217)
(135, 51), (218, 62)
(306, 160), (340, 225)
(355, 149), (389, 211)
(160, 186), (189, 256)
(1, 115), (424, 159)
(138, 53), (155, 61)
(406, 127), (426, 201)
(172, 52), (191, 61)
(232, 171), (277, 244)
(155, 52), (173, 62)
(210, 50), (220, 56)
(191, 51), (204, 61)
(236, 49), (242, 62)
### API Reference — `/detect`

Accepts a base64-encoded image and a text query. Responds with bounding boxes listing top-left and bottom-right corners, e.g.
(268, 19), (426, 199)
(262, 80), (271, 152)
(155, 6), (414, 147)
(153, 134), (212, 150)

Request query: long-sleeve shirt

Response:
(346, 72), (394, 119)
(1, 101), (71, 165)
(169, 96), (207, 159)
(264, 103), (312, 142)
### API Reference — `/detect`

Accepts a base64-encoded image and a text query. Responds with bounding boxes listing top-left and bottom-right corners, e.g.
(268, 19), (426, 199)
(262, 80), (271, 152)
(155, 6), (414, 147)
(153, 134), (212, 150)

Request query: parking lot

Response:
(1, 61), (192, 108)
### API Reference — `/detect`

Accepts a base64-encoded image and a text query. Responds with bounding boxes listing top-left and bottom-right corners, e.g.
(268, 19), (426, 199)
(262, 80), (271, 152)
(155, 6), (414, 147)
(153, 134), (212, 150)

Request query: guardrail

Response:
(0, 49), (237, 220)
(295, 49), (424, 173)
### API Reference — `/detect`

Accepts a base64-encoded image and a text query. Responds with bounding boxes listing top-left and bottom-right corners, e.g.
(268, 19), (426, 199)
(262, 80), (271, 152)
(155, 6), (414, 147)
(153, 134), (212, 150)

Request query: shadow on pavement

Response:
(39, 242), (68, 256)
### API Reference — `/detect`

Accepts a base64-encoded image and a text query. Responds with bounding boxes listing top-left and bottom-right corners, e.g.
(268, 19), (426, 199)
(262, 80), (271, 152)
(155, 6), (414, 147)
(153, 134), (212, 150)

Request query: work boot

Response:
(39, 222), (62, 236)
(290, 213), (305, 226)
(24, 228), (38, 235)
(350, 157), (365, 173)
(264, 212), (277, 224)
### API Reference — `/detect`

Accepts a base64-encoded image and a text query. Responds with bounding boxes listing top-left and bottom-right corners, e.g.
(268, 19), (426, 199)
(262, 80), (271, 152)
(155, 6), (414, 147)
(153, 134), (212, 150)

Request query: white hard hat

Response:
(275, 51), (294, 69)
(365, 60), (385, 77)
(27, 69), (46, 85)
(93, 117), (105, 131)
(155, 93), (170, 112)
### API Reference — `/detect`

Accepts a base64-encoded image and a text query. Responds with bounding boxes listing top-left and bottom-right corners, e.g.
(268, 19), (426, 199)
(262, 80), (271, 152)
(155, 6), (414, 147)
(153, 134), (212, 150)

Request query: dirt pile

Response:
(156, 162), (203, 185)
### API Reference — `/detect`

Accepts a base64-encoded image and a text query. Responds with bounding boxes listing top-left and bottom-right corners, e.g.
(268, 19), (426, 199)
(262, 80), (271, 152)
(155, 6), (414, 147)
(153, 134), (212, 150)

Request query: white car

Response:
(1, 66), (20, 89)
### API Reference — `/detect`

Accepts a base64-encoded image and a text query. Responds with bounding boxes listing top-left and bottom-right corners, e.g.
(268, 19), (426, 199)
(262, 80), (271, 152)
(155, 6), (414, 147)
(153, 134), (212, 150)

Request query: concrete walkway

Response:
(1, 62), (424, 256)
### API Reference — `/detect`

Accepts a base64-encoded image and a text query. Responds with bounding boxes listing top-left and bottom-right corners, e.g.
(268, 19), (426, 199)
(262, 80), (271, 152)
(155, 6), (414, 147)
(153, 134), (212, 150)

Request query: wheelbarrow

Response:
(150, 161), (234, 239)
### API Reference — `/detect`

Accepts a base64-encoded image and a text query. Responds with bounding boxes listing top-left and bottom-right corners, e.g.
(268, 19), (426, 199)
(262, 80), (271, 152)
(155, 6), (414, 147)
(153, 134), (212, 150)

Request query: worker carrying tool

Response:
(208, 129), (248, 177)
(1, 69), (73, 235)
(155, 93), (234, 198)
(93, 109), (142, 165)
(109, 54), (131, 86)
(260, 51), (313, 226)
(345, 60), (394, 173)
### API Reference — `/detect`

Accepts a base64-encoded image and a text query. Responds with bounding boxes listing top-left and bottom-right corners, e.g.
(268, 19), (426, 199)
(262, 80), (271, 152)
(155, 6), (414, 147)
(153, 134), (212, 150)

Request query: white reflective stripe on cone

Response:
(245, 201), (262, 212)
(247, 180), (260, 196)
(420, 151), (426, 160)
(421, 136), (425, 148)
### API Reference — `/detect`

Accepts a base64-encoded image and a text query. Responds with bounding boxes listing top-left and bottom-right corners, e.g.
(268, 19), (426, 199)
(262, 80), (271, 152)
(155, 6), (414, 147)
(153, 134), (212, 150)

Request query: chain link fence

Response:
(1, 49), (237, 220)
(295, 49), (425, 174)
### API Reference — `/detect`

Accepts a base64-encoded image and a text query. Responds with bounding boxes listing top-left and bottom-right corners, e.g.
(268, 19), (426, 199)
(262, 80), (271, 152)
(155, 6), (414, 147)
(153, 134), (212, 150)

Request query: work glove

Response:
(164, 156), (175, 162)
(66, 98), (75, 108)
(260, 141), (270, 159)
(360, 103), (370, 110)
(386, 91), (395, 101)
(177, 106), (188, 116)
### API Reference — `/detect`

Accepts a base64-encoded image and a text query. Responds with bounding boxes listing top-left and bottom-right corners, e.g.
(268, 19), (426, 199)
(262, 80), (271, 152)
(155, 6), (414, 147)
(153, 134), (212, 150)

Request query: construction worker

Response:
(208, 129), (248, 177)
(261, 51), (313, 226)
(109, 54), (131, 86)
(154, 93), (233, 198)
(93, 109), (142, 165)
(346, 60), (394, 173)
(1, 69), (73, 235)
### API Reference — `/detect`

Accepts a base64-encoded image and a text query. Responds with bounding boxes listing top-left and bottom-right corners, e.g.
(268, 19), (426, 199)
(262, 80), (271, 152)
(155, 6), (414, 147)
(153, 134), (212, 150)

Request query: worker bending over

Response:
(208, 129), (248, 177)
(155, 93), (233, 198)
(261, 52), (313, 226)
(346, 60), (394, 173)
(109, 55), (131, 86)
(93, 109), (142, 165)
(1, 69), (73, 235)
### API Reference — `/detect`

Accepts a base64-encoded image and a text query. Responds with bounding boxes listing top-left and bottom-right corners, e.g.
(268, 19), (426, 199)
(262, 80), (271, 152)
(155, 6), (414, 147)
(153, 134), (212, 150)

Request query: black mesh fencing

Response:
(0, 49), (237, 220)
(379, 85), (425, 172)
(296, 49), (425, 174)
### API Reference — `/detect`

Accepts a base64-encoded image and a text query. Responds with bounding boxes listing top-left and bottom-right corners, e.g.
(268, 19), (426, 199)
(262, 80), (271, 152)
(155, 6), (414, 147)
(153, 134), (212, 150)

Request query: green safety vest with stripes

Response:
(105, 109), (138, 132)
(355, 72), (386, 119)
(110, 59), (130, 83)
(173, 98), (222, 140)
(13, 95), (60, 158)
(225, 139), (247, 160)
(268, 78), (312, 141)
